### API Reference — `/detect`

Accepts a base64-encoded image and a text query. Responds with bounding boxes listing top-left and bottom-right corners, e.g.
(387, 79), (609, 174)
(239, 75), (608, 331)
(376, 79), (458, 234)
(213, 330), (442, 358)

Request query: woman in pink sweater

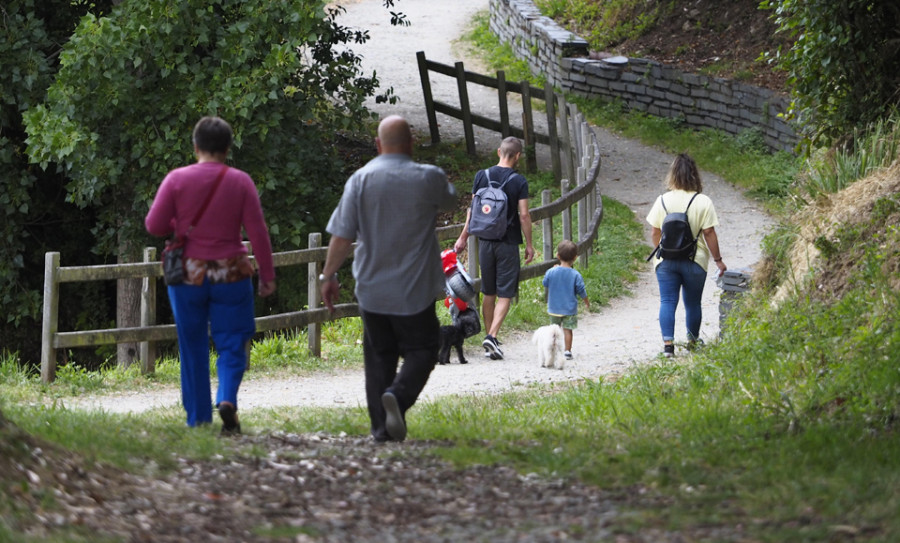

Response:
(145, 116), (276, 434)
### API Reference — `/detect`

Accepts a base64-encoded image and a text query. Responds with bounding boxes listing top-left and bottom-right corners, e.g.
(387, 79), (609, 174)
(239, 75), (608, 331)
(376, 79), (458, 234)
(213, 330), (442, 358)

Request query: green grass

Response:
(461, 11), (541, 86)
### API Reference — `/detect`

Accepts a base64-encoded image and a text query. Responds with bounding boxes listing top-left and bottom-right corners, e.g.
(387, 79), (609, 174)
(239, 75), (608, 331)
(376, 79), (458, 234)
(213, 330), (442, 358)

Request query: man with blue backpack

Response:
(454, 136), (535, 360)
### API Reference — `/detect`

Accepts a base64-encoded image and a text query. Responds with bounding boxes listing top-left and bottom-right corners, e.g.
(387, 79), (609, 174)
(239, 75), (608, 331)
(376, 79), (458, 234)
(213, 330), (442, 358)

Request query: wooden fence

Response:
(39, 62), (604, 383)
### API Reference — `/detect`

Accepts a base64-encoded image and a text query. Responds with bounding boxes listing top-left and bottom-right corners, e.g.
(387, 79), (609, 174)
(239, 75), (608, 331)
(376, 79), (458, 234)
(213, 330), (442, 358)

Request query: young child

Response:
(541, 240), (590, 359)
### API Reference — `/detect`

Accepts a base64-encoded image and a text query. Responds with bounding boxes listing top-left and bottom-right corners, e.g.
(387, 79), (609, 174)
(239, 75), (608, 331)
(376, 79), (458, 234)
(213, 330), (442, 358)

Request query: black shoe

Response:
(381, 391), (406, 442)
(662, 344), (675, 359)
(218, 403), (241, 435)
(482, 335), (504, 359)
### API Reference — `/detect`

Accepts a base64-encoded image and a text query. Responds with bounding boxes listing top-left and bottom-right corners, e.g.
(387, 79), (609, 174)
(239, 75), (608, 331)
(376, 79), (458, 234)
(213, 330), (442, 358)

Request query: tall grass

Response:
(797, 111), (900, 201)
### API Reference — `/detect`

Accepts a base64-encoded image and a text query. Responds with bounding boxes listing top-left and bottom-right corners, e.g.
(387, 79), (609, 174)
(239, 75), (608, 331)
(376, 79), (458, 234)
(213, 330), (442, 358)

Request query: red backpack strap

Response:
(186, 165), (228, 236)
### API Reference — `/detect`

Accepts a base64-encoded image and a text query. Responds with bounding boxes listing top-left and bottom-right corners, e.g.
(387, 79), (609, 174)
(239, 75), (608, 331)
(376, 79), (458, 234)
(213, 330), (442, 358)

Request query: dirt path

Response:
(64, 0), (774, 416)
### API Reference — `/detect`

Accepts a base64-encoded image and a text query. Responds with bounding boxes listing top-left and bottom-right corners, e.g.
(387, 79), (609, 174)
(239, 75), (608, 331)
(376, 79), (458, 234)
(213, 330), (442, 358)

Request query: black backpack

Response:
(647, 193), (701, 261)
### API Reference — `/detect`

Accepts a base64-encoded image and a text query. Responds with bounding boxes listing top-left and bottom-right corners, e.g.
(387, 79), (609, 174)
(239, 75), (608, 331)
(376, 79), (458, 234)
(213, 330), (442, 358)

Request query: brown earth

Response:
(610, 0), (791, 91)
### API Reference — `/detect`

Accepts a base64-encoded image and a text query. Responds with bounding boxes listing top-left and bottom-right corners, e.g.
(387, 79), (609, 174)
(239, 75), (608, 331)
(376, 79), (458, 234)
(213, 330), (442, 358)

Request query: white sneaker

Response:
(564, 351), (573, 360)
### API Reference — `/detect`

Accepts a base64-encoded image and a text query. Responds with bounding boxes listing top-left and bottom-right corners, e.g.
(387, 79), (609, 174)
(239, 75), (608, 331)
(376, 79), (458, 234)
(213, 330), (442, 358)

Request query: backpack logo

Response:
(468, 169), (512, 241)
(648, 193), (701, 262)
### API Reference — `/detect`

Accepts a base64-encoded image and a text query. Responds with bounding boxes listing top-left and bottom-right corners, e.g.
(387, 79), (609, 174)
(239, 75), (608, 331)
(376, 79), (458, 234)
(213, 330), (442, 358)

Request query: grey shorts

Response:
(478, 240), (520, 298)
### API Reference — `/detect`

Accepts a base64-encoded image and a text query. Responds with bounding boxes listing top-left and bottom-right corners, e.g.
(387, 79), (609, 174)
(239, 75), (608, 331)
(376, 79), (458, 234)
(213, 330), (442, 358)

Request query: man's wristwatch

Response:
(318, 273), (337, 283)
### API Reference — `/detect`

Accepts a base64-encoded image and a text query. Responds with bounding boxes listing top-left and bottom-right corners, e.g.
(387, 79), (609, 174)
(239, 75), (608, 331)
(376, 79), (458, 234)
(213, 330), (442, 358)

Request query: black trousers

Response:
(360, 304), (439, 440)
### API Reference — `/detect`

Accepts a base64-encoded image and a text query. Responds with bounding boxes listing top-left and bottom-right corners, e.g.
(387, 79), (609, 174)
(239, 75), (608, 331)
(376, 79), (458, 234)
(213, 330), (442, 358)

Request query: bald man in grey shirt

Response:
(321, 115), (457, 442)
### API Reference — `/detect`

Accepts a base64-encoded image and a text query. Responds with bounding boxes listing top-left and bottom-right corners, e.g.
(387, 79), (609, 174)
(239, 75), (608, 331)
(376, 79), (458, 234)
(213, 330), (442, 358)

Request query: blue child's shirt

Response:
(542, 266), (587, 316)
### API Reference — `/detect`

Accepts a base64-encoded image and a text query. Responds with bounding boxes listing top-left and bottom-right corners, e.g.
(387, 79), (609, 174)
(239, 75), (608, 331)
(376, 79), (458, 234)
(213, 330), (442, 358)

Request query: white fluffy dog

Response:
(532, 324), (565, 370)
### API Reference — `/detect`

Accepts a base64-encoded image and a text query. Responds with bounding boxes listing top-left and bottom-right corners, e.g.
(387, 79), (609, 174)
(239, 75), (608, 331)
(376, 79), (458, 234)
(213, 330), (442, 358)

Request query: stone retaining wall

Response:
(489, 0), (797, 152)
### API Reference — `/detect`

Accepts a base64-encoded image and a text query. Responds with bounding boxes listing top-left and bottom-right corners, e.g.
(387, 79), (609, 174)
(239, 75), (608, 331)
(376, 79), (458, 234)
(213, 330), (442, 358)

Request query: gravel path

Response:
(64, 0), (774, 417)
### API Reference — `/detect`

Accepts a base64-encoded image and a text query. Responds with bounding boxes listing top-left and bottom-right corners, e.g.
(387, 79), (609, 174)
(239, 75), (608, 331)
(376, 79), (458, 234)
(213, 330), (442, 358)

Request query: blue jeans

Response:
(655, 259), (707, 343)
(168, 278), (256, 427)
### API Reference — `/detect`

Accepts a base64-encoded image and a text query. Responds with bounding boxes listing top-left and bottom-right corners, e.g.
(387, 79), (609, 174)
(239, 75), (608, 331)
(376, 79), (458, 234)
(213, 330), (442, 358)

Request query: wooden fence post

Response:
(455, 61), (477, 157)
(467, 236), (479, 280)
(544, 83), (562, 183)
(520, 81), (537, 173)
(542, 189), (553, 262)
(561, 178), (572, 242)
(308, 233), (322, 357)
(573, 112), (585, 161)
(557, 95), (575, 186)
(417, 51), (441, 145)
(41, 251), (60, 383)
(498, 70), (510, 138)
(140, 246), (157, 375)
(577, 165), (589, 266)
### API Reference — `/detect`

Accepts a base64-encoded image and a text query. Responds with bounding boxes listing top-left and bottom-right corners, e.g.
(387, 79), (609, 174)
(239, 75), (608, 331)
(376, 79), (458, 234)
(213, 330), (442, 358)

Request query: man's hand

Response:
(321, 278), (340, 312)
(524, 244), (536, 264)
(258, 280), (276, 298)
(453, 234), (467, 254)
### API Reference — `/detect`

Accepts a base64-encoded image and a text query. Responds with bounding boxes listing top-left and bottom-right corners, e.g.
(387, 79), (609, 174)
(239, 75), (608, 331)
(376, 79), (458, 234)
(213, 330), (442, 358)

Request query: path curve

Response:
(63, 0), (773, 415)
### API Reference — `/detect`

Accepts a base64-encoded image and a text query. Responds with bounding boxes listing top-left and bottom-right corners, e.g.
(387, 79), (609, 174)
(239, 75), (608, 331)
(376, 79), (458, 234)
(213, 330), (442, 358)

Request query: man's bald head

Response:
(376, 115), (413, 156)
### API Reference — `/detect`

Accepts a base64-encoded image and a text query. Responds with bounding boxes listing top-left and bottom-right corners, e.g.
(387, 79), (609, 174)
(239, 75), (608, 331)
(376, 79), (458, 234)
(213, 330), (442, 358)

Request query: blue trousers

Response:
(168, 278), (255, 427)
(655, 259), (707, 343)
(360, 305), (439, 441)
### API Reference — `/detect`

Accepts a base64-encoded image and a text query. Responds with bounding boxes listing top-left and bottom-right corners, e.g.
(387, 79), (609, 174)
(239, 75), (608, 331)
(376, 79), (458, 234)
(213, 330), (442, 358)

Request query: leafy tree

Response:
(1, 0), (116, 365)
(762, 0), (900, 149)
(20, 0), (394, 365)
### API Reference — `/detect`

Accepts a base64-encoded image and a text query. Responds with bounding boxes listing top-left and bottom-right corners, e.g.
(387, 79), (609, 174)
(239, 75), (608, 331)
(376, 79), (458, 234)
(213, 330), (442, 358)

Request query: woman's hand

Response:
(258, 279), (276, 297)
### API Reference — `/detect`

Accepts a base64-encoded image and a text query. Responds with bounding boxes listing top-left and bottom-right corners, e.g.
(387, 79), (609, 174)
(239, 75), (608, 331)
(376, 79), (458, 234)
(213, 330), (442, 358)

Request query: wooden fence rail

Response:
(417, 51), (564, 177)
(40, 62), (603, 383)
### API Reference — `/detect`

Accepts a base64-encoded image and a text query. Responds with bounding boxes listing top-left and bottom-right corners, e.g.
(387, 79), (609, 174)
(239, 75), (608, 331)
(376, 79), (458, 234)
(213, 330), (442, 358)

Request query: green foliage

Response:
(25, 0), (384, 259)
(762, 0), (900, 149)
(0, 0), (116, 361)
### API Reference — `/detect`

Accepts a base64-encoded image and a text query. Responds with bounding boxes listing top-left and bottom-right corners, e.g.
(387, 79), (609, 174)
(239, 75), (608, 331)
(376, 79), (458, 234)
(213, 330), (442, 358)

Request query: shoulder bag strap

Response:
(186, 164), (229, 237)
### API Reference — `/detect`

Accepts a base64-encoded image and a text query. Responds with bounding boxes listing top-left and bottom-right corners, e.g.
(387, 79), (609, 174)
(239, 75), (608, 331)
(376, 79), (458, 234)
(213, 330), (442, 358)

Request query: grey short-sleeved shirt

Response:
(326, 153), (457, 315)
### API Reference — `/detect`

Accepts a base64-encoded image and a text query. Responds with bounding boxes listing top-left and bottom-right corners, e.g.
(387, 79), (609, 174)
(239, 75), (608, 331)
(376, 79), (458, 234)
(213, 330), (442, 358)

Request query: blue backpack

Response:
(468, 169), (512, 241)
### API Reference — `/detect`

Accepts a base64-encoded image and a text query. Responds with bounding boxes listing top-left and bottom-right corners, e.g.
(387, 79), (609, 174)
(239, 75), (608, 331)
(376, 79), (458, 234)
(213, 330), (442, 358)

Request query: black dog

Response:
(438, 308), (481, 365)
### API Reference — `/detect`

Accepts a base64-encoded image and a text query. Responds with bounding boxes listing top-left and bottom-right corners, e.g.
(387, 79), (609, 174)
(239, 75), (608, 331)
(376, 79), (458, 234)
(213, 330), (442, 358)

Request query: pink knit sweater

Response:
(145, 162), (275, 282)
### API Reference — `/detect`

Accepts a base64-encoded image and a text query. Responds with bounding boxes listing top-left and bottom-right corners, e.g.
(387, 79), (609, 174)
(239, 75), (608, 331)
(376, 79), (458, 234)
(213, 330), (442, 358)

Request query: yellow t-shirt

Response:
(646, 190), (719, 271)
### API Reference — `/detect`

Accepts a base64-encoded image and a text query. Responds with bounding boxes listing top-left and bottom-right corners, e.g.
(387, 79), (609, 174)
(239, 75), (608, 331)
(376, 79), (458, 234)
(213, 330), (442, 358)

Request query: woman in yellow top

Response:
(646, 153), (727, 358)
